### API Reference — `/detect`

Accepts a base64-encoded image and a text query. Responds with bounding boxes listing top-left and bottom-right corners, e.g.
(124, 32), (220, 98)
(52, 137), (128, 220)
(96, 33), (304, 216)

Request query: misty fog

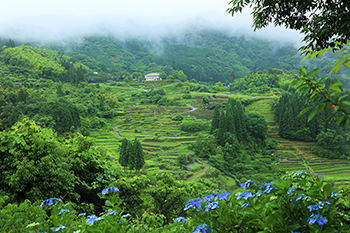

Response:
(0, 0), (304, 45)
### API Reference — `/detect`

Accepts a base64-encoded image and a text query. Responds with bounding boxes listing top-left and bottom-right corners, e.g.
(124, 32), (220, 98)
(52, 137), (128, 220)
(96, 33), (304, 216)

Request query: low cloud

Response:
(0, 0), (303, 45)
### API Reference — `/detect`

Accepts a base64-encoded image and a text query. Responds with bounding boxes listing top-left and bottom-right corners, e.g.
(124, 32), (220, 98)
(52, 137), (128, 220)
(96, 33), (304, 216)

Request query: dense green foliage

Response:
(227, 0), (350, 51)
(192, 97), (280, 184)
(0, 119), (117, 214)
(118, 138), (145, 175)
(1, 172), (349, 232)
(274, 91), (350, 159)
(229, 68), (298, 95)
(2, 30), (305, 84)
(0, 77), (121, 134)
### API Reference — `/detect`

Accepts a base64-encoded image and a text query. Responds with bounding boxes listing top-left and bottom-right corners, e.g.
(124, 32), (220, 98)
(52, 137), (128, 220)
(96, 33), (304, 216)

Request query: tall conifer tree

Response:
(133, 138), (145, 176)
(118, 138), (130, 174)
(127, 140), (135, 176)
(216, 110), (227, 146)
(210, 105), (220, 134)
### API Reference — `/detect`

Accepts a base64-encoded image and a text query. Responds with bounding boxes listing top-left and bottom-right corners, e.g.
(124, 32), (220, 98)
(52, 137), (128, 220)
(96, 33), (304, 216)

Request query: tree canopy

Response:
(227, 0), (350, 51)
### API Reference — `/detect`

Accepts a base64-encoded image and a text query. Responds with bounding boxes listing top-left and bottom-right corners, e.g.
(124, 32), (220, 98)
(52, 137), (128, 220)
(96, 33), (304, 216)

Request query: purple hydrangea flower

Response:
(241, 180), (256, 189)
(308, 213), (328, 225)
(101, 186), (119, 195)
(58, 209), (69, 215)
(53, 225), (67, 232)
(215, 192), (230, 200)
(40, 197), (62, 207)
(174, 216), (186, 223)
(205, 201), (219, 212)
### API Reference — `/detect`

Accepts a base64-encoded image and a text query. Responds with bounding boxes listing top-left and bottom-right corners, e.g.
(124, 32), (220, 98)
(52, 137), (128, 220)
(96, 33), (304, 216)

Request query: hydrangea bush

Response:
(2, 171), (349, 232)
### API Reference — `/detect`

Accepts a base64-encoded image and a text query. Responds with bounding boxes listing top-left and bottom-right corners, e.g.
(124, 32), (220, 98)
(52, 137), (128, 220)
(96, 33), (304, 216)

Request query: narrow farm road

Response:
(188, 161), (210, 181)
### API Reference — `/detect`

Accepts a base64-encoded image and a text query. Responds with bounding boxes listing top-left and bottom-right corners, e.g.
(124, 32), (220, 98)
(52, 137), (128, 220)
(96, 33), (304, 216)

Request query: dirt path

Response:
(113, 126), (121, 137)
(187, 161), (210, 181)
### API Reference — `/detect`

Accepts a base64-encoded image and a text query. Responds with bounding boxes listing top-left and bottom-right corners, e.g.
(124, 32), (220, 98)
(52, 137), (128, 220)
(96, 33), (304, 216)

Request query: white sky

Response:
(0, 0), (303, 44)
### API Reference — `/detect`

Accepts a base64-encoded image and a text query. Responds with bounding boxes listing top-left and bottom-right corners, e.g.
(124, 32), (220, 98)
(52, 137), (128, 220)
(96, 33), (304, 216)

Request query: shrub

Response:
(173, 115), (184, 121)
(180, 120), (209, 132)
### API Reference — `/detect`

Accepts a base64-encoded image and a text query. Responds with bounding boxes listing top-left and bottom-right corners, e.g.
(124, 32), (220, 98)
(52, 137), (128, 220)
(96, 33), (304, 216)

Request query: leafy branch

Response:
(290, 40), (350, 126)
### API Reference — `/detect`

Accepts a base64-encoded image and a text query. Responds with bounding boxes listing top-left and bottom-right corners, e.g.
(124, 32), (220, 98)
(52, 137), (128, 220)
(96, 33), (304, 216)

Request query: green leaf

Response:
(298, 107), (314, 117)
(339, 94), (349, 101)
(317, 48), (330, 57)
(322, 183), (332, 197)
(309, 68), (320, 77)
(342, 100), (350, 106)
(301, 54), (311, 62)
(308, 109), (318, 121)
(299, 66), (308, 76)
(343, 62), (350, 69)
(329, 82), (343, 92)
(330, 61), (343, 74)
(336, 115), (345, 125)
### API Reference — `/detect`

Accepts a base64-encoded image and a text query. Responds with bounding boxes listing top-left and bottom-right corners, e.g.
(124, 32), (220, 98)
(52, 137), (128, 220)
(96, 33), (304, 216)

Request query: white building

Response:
(145, 73), (160, 81)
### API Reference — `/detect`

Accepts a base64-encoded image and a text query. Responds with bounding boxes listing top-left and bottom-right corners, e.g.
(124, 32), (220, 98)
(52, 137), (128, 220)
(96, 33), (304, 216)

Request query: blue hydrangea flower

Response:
(308, 213), (328, 225)
(121, 213), (132, 218)
(331, 192), (338, 197)
(106, 210), (117, 216)
(58, 209), (69, 215)
(308, 204), (321, 211)
(40, 197), (62, 207)
(203, 193), (216, 202)
(263, 187), (276, 194)
(53, 225), (67, 232)
(241, 180), (256, 189)
(101, 186), (119, 195)
(291, 231), (300, 233)
(255, 192), (263, 197)
(174, 216), (186, 223)
(237, 191), (255, 200)
(78, 213), (86, 217)
(295, 194), (308, 202)
(293, 171), (307, 176)
(287, 189), (295, 195)
(260, 182), (272, 190)
(184, 197), (202, 211)
(215, 192), (230, 200)
(86, 215), (104, 225)
(205, 201), (219, 212)
(242, 203), (251, 208)
(318, 201), (331, 207)
(193, 223), (211, 233)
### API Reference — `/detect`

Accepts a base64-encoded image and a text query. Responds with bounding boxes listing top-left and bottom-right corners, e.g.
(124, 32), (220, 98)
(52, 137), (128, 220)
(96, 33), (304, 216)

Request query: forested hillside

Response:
(1, 30), (304, 83)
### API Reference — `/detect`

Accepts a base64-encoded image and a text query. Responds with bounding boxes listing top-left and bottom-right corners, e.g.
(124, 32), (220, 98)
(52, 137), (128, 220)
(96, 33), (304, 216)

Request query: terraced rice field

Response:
(247, 98), (350, 185)
(90, 101), (205, 178)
